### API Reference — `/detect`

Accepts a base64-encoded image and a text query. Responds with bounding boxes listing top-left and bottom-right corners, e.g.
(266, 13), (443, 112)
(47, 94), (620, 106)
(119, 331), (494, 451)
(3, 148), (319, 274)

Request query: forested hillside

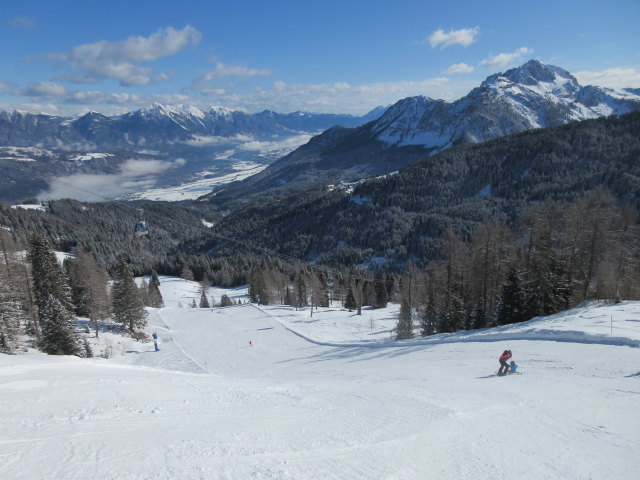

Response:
(198, 111), (640, 266)
(0, 201), (214, 275)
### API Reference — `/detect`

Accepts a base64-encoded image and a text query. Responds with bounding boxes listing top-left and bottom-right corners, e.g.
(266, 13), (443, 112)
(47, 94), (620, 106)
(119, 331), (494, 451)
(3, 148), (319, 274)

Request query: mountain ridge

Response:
(0, 104), (383, 151)
(202, 60), (640, 207)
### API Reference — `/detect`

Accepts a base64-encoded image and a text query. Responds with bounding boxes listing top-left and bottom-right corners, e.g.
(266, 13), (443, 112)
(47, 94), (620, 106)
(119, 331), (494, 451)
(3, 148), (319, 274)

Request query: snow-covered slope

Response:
(1, 276), (638, 479)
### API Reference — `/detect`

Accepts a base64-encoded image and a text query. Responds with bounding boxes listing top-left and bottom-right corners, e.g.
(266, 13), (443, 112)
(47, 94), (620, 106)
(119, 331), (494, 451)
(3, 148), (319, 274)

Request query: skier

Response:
(509, 360), (518, 374)
(498, 349), (512, 375)
(152, 332), (159, 352)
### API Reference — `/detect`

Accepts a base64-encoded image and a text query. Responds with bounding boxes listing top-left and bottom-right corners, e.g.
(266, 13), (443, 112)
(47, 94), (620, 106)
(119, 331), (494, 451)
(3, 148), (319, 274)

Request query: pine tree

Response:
(295, 274), (307, 308)
(419, 293), (437, 336)
(284, 287), (293, 306)
(40, 294), (81, 356)
(220, 294), (233, 307)
(27, 232), (80, 355)
(468, 298), (487, 330)
(523, 225), (571, 318)
(111, 258), (148, 333)
(395, 299), (414, 340)
(249, 268), (269, 304)
(495, 266), (526, 325)
(27, 232), (74, 314)
(373, 271), (388, 309)
(82, 336), (94, 358)
(147, 270), (164, 308)
(199, 285), (210, 308)
(344, 285), (357, 311)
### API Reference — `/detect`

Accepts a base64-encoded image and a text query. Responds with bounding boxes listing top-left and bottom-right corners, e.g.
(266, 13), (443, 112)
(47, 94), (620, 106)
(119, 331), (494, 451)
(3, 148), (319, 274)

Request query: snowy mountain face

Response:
(370, 60), (640, 149)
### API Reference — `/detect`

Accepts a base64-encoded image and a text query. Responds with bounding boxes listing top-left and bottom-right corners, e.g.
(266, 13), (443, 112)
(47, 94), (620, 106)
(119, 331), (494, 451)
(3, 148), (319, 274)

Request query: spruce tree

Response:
(40, 294), (81, 355)
(111, 258), (148, 333)
(419, 293), (437, 336)
(220, 294), (233, 307)
(199, 285), (210, 308)
(27, 232), (80, 355)
(249, 268), (269, 304)
(344, 285), (357, 311)
(468, 298), (487, 330)
(373, 271), (388, 309)
(147, 270), (164, 308)
(396, 299), (414, 340)
(295, 274), (307, 308)
(284, 287), (293, 306)
(523, 229), (571, 318)
(27, 232), (74, 314)
(495, 266), (526, 325)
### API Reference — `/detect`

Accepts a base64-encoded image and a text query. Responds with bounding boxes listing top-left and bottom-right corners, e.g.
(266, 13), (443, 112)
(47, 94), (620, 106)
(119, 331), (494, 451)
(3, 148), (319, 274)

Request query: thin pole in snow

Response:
(611, 315), (613, 335)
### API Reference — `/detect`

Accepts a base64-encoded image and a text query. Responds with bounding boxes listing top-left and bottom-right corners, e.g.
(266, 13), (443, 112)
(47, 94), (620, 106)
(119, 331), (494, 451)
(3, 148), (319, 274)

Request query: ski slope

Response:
(1, 277), (638, 479)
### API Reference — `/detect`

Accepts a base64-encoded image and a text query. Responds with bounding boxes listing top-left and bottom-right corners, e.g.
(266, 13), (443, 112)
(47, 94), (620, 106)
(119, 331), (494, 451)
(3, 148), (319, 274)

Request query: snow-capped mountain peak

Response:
(368, 60), (640, 148)
(138, 103), (206, 120)
(206, 105), (237, 117)
(483, 59), (580, 100)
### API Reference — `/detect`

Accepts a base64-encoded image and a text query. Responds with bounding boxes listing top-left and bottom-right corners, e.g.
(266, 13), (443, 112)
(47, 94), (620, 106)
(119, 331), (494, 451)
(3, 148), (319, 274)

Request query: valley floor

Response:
(1, 279), (638, 479)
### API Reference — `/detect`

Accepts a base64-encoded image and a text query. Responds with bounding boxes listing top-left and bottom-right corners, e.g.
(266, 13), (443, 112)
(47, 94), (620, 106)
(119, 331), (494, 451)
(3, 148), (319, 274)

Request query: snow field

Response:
(1, 277), (638, 479)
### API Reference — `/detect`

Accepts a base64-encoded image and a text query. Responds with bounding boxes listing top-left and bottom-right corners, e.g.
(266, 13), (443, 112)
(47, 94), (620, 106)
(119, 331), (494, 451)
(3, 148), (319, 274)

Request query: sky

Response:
(1, 0), (639, 116)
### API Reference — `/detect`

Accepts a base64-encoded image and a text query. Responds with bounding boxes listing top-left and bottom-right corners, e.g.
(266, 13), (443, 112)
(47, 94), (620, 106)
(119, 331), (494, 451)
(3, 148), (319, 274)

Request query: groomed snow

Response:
(1, 276), (638, 479)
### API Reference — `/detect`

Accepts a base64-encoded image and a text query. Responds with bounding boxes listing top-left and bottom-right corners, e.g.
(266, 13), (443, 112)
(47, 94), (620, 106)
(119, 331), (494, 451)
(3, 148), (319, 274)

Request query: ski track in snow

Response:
(1, 277), (639, 479)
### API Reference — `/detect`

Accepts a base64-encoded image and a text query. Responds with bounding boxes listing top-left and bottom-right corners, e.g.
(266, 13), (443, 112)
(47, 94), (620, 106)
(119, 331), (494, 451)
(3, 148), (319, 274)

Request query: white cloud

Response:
(574, 67), (640, 89)
(209, 62), (272, 79)
(443, 63), (474, 75)
(480, 47), (533, 68)
(184, 133), (312, 157)
(210, 77), (454, 114)
(0, 102), (60, 115)
(39, 158), (184, 201)
(13, 73), (476, 117)
(19, 82), (68, 98)
(185, 134), (253, 147)
(236, 134), (313, 154)
(427, 27), (479, 49)
(35, 25), (201, 86)
(190, 61), (272, 96)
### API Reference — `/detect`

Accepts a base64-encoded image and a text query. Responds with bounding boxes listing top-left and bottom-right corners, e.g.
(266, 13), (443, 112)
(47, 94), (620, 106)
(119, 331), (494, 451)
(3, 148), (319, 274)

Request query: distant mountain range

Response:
(0, 104), (383, 202)
(204, 60), (640, 207)
(0, 103), (382, 151)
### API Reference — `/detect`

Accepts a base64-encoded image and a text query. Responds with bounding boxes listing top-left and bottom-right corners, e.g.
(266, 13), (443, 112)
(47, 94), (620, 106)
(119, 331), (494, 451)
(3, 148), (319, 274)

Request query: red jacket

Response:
(500, 352), (512, 361)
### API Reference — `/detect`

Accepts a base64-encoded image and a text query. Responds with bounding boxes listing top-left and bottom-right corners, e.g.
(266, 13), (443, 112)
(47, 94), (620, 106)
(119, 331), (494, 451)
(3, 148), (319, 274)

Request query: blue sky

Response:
(1, 0), (639, 115)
